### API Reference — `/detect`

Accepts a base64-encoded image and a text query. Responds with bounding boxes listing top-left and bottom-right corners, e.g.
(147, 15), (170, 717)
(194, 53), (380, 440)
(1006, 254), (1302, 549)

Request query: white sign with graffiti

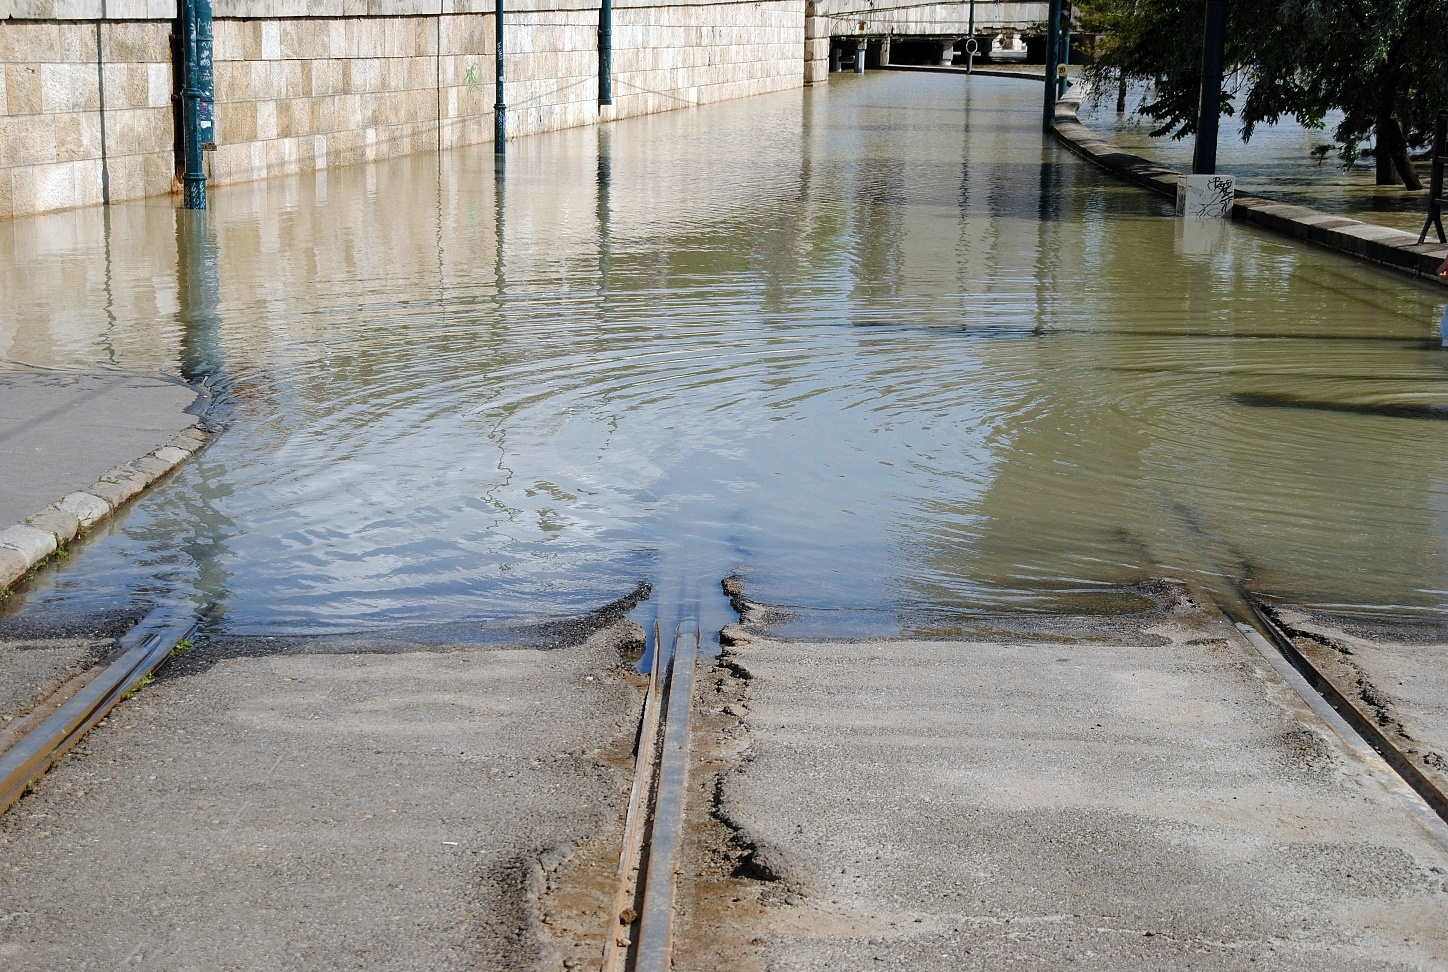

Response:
(1176, 174), (1236, 220)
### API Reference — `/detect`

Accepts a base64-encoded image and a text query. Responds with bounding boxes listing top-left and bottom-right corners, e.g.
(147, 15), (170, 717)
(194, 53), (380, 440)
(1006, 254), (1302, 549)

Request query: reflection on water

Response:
(2, 73), (1447, 637)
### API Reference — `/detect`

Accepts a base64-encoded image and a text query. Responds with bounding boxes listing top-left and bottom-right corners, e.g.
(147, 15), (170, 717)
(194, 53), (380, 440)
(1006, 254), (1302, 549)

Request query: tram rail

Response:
(1238, 595), (1448, 829)
(0, 604), (199, 814)
(602, 619), (701, 972)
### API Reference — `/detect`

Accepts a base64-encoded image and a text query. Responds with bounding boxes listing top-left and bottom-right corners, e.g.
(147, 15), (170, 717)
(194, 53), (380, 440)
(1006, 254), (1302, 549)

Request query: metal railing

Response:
(1420, 110), (1446, 246)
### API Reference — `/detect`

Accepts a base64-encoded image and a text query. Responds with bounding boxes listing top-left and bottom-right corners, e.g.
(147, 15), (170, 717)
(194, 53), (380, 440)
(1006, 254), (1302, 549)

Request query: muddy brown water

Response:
(2, 72), (1446, 641)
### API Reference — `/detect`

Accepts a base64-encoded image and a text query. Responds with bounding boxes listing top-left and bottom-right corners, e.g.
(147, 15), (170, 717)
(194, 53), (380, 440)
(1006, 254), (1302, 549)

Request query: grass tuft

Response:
(123, 674), (157, 700)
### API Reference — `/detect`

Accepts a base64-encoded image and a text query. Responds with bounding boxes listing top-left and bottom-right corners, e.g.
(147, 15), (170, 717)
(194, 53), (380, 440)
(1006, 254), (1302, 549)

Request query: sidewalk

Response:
(0, 369), (208, 592)
(675, 596), (1448, 971)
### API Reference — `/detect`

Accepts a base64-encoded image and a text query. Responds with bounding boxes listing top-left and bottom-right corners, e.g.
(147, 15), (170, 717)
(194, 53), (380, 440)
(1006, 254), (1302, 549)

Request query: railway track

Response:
(0, 603), (199, 814)
(3, 592), (1441, 964)
(1235, 595), (1448, 835)
(598, 597), (1448, 972)
(0, 599), (709, 969)
(602, 619), (701, 972)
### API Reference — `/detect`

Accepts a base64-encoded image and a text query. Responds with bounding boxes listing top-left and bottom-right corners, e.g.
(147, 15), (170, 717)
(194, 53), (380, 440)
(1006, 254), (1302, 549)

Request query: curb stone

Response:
(1049, 92), (1448, 286)
(0, 423), (213, 594)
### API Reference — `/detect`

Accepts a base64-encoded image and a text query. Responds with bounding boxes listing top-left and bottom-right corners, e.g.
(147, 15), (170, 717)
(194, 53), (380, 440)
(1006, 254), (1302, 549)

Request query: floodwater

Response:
(1076, 82), (1433, 233)
(2, 72), (1447, 641)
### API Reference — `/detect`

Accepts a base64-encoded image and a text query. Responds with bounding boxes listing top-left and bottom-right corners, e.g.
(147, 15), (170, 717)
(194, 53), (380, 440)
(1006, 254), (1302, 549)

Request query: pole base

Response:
(182, 177), (207, 211)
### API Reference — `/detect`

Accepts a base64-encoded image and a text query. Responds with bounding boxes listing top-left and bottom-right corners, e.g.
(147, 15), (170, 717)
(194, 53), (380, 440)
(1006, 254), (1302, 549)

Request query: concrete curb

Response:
(1050, 93), (1448, 286)
(0, 422), (212, 595)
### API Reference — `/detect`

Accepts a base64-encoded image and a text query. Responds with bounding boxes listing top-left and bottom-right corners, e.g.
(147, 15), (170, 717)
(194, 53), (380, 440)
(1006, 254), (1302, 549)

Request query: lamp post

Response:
(178, 0), (214, 209)
(494, 0), (506, 154)
(599, 0), (612, 105)
(966, 0), (976, 73)
(1042, 0), (1062, 131)
(1058, 1), (1070, 98)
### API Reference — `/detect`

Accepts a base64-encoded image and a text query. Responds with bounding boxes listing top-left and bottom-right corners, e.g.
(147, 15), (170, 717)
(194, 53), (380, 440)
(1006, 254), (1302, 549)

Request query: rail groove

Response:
(601, 621), (666, 972)
(602, 619), (700, 972)
(1240, 598), (1448, 828)
(0, 603), (199, 813)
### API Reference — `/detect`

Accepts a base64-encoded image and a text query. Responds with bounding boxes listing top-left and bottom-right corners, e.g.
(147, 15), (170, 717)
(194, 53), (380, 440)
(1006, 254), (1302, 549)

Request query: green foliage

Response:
(1083, 0), (1448, 186)
(123, 674), (156, 700)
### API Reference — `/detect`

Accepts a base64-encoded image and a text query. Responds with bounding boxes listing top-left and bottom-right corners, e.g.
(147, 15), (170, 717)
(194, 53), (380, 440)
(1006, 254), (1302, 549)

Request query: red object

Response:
(1440, 258), (1448, 280)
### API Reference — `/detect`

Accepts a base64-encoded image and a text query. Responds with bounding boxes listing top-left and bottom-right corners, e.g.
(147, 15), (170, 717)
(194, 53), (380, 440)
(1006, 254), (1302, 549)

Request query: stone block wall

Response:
(99, 21), (175, 200)
(610, 0), (801, 119)
(0, 17), (174, 220)
(206, 15), (499, 185)
(2, 0), (809, 218)
(503, 8), (598, 139)
(207, 0), (803, 185)
(802, 0), (826, 83)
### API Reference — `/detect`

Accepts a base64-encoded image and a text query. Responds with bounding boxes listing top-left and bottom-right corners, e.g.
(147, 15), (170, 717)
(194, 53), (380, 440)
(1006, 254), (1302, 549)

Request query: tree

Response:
(1082, 0), (1448, 189)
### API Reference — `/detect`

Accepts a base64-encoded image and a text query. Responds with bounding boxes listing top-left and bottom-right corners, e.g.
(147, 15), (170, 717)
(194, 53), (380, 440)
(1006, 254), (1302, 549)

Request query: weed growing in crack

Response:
(123, 674), (156, 700)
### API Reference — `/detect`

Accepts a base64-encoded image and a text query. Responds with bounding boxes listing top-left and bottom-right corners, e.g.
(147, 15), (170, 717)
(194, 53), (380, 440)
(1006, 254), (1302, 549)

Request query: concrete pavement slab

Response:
(0, 635), (109, 735)
(675, 613), (1448, 971)
(0, 621), (646, 971)
(0, 370), (199, 528)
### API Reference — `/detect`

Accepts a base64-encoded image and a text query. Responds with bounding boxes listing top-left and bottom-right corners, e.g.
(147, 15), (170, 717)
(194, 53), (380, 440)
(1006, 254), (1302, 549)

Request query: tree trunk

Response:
(1376, 64), (1424, 190)
(1375, 127), (1394, 185)
(1378, 113), (1424, 190)
(1116, 72), (1127, 113)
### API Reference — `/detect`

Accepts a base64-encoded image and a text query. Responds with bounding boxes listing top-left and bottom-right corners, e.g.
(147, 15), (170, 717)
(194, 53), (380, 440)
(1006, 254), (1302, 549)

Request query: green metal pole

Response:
(966, 0), (976, 73)
(494, 0), (506, 154)
(178, 0), (213, 209)
(96, 4), (110, 205)
(598, 0), (612, 105)
(1042, 0), (1061, 131)
(1058, 2), (1070, 97)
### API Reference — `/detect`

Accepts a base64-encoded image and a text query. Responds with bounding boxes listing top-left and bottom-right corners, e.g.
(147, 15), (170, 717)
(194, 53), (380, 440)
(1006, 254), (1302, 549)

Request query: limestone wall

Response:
(2, 0), (805, 220)
(205, 15), (492, 185)
(0, 17), (175, 219)
(610, 0), (800, 121)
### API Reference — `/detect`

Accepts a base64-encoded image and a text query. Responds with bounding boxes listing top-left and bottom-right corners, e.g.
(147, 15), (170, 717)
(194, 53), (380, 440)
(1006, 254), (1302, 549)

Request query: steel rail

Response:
(0, 604), (198, 813)
(1239, 599), (1448, 831)
(601, 621), (666, 972)
(633, 622), (700, 972)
